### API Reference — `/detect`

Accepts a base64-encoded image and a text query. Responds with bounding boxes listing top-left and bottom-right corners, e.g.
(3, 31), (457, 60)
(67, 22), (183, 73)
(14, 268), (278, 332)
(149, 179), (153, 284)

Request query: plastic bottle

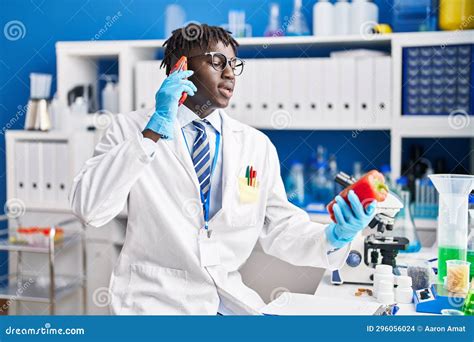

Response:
(328, 155), (340, 198)
(353, 161), (363, 180)
(285, 161), (305, 206)
(395, 276), (413, 304)
(439, 0), (474, 31)
(334, 0), (351, 35)
(101, 75), (119, 113)
(313, 0), (334, 36)
(265, 3), (283, 37)
(287, 0), (310, 36)
(350, 0), (379, 35)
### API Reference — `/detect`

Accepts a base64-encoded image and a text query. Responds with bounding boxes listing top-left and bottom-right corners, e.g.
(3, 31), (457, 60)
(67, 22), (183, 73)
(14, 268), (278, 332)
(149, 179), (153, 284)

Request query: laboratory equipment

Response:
(350, 0), (378, 35)
(67, 84), (96, 113)
(428, 174), (474, 282)
(395, 276), (413, 304)
(334, 0), (350, 35)
(407, 259), (432, 290)
(462, 279), (474, 315)
(225, 10), (251, 38)
(330, 171), (407, 285)
(439, 0), (474, 31)
(100, 74), (119, 113)
(468, 196), (474, 280)
(373, 264), (393, 296)
(24, 73), (53, 131)
(285, 161), (305, 207)
(353, 161), (362, 180)
(414, 284), (465, 314)
(446, 260), (470, 293)
(393, 190), (422, 253)
(414, 170), (438, 219)
(264, 3), (283, 37)
(313, 0), (334, 36)
(287, 0), (310, 36)
(164, 4), (186, 38)
(392, 0), (437, 32)
(377, 280), (395, 304)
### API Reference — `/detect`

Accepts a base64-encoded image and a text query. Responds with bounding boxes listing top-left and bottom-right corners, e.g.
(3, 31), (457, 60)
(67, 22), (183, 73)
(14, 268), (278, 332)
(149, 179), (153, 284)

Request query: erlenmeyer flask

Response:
(393, 190), (422, 253)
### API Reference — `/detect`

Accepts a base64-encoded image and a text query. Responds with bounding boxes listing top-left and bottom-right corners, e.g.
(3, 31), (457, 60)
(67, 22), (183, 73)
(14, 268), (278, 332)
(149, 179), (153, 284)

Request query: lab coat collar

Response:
(178, 104), (222, 134)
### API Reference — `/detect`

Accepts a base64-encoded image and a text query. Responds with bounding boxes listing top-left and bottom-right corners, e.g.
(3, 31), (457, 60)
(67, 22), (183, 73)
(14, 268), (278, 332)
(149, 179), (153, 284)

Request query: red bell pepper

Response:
(327, 170), (389, 222)
(170, 56), (188, 106)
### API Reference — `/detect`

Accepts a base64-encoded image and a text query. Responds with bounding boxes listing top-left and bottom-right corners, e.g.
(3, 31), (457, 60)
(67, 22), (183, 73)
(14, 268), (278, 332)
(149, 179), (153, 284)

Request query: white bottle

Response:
(101, 75), (119, 113)
(334, 0), (351, 35)
(395, 276), (414, 304)
(350, 0), (379, 35)
(313, 0), (334, 36)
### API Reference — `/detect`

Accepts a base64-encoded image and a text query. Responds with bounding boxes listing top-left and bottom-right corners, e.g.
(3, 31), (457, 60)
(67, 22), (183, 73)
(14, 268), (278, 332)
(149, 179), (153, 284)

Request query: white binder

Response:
(374, 56), (392, 125)
(289, 58), (310, 128)
(27, 141), (42, 204)
(271, 58), (290, 126)
(253, 58), (274, 128)
(55, 142), (70, 205)
(322, 58), (339, 123)
(239, 58), (258, 126)
(135, 60), (166, 110)
(307, 58), (324, 123)
(14, 140), (28, 202)
(41, 142), (56, 205)
(338, 57), (357, 125)
(356, 57), (375, 124)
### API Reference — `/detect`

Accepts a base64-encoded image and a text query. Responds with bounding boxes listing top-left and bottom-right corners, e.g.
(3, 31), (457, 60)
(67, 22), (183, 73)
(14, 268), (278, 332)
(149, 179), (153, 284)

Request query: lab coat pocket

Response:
(125, 263), (188, 315)
(231, 177), (259, 227)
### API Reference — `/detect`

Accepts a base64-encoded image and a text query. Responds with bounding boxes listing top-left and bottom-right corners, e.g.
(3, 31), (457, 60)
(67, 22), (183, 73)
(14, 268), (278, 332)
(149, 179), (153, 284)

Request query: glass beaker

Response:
(429, 174), (474, 282)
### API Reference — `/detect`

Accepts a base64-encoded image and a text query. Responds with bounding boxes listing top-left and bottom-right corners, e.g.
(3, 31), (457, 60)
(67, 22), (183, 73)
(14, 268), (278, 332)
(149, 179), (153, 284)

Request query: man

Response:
(70, 24), (376, 315)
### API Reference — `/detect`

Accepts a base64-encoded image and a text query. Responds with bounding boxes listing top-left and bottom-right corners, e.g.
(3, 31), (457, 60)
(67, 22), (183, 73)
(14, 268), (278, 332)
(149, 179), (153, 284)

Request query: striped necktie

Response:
(192, 120), (211, 202)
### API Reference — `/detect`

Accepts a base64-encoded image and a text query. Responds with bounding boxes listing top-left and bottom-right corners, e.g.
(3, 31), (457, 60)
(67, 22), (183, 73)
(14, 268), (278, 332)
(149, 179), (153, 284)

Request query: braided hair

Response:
(161, 23), (239, 75)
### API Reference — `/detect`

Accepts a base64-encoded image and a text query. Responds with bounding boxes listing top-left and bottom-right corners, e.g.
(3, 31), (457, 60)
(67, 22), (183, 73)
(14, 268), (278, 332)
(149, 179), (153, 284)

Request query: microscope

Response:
(330, 172), (409, 285)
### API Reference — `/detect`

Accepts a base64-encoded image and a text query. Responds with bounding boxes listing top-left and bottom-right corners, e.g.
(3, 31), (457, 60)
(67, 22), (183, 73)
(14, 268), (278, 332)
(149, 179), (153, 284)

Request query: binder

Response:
(14, 140), (28, 202)
(253, 59), (274, 128)
(322, 58), (339, 123)
(338, 57), (357, 125)
(239, 58), (258, 126)
(135, 60), (166, 110)
(289, 58), (310, 128)
(55, 142), (70, 205)
(374, 56), (392, 125)
(271, 58), (290, 126)
(42, 142), (56, 205)
(356, 57), (375, 124)
(307, 58), (324, 123)
(27, 141), (42, 204)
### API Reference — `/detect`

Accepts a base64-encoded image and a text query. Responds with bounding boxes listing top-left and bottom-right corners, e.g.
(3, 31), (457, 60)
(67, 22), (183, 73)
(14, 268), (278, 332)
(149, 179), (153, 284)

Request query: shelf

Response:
(0, 234), (82, 253)
(394, 116), (474, 138)
(0, 274), (84, 303)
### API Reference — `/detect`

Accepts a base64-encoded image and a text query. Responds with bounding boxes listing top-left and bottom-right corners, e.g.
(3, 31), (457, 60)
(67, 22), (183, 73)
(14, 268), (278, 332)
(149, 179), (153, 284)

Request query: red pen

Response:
(252, 170), (257, 187)
(249, 166), (253, 186)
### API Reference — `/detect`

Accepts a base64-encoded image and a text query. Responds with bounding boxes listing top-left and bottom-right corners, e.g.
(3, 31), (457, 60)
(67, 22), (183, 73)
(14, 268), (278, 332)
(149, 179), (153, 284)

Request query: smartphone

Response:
(170, 56), (188, 106)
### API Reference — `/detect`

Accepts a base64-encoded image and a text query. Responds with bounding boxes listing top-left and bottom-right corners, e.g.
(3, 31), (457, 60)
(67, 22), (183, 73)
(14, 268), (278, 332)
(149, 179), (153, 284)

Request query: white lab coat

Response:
(69, 107), (350, 315)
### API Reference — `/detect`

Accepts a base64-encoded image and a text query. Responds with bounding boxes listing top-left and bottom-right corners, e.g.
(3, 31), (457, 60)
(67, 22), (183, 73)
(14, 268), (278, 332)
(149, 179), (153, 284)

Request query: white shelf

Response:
(394, 116), (474, 138)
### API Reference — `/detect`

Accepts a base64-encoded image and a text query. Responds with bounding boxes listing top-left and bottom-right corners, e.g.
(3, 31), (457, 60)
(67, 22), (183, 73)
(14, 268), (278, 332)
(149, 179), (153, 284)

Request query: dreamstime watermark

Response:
(359, 21), (378, 41)
(263, 14), (295, 49)
(92, 109), (114, 130)
(181, 22), (202, 42)
(92, 286), (112, 308)
(182, 198), (202, 219)
(5, 322), (85, 336)
(270, 109), (292, 129)
(4, 198), (26, 219)
(194, 100), (213, 117)
(448, 109), (470, 130)
(351, 112), (376, 138)
(270, 287), (291, 307)
(91, 11), (123, 41)
(0, 104), (28, 136)
(4, 20), (26, 41)
(0, 277), (34, 313)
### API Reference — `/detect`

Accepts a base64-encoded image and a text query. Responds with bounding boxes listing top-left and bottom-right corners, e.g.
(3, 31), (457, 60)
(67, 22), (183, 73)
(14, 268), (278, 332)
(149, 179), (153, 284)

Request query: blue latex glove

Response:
(325, 190), (377, 248)
(144, 69), (197, 139)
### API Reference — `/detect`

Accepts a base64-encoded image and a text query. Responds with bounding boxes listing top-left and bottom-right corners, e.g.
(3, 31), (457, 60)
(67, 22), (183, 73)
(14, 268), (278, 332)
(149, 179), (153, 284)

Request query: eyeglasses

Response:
(188, 52), (245, 76)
